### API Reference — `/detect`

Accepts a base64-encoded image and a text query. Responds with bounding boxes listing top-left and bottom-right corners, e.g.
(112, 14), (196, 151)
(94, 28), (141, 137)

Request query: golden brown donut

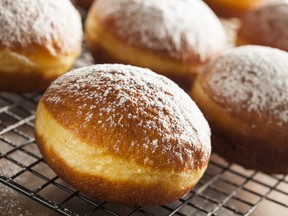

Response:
(191, 45), (288, 174)
(35, 64), (211, 206)
(203, 0), (266, 17)
(0, 0), (83, 92)
(74, 0), (95, 9)
(85, 0), (227, 90)
(237, 1), (288, 51)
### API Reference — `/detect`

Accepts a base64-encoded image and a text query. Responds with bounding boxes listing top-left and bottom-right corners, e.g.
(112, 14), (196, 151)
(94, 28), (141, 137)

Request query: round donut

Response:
(191, 46), (288, 174)
(85, 0), (226, 90)
(203, 0), (266, 17)
(237, 1), (288, 51)
(74, 0), (94, 9)
(0, 0), (83, 92)
(35, 64), (211, 206)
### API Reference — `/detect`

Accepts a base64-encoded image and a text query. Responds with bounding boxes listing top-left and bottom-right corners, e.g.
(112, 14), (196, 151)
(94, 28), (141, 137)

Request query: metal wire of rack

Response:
(0, 89), (288, 215)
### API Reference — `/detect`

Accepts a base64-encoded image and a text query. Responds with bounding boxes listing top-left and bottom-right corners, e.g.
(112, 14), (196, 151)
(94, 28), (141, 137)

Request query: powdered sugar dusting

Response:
(206, 46), (288, 124)
(0, 0), (82, 55)
(240, 1), (288, 51)
(43, 64), (211, 170)
(94, 0), (226, 62)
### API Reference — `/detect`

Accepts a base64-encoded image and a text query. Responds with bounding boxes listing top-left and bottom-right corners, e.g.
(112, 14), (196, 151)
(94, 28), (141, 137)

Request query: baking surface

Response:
(0, 9), (288, 216)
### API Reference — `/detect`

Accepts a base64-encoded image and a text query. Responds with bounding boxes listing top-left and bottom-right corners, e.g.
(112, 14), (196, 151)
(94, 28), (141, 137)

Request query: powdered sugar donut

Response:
(0, 0), (82, 92)
(85, 0), (226, 90)
(237, 1), (288, 51)
(35, 64), (211, 205)
(191, 45), (288, 173)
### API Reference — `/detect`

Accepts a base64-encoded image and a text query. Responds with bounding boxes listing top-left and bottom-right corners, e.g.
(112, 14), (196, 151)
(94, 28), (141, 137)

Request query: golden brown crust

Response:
(89, 9), (199, 63)
(190, 46), (288, 173)
(85, 0), (226, 89)
(192, 78), (288, 173)
(85, 32), (197, 91)
(0, 0), (82, 56)
(35, 64), (211, 205)
(74, 0), (95, 10)
(0, 0), (82, 92)
(212, 136), (288, 174)
(35, 130), (197, 206)
(204, 0), (264, 17)
(204, 0), (247, 17)
(39, 65), (211, 172)
(0, 46), (80, 92)
(0, 71), (55, 92)
(237, 1), (288, 52)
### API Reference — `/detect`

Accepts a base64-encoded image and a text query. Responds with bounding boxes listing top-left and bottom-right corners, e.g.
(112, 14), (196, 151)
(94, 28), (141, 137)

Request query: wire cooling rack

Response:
(0, 89), (288, 216)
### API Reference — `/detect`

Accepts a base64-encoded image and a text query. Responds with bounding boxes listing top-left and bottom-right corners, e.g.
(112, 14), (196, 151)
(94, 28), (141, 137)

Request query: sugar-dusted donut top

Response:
(0, 0), (82, 55)
(204, 45), (288, 125)
(239, 1), (288, 51)
(41, 64), (211, 171)
(91, 0), (226, 63)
